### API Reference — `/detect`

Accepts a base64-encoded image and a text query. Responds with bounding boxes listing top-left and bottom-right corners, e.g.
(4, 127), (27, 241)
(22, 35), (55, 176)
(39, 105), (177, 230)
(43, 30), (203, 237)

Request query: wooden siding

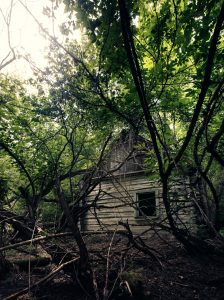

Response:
(82, 175), (195, 234)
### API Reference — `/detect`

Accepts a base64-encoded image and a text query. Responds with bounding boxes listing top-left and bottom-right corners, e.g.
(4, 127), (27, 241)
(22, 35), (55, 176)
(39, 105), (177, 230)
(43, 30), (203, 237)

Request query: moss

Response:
(120, 270), (142, 286)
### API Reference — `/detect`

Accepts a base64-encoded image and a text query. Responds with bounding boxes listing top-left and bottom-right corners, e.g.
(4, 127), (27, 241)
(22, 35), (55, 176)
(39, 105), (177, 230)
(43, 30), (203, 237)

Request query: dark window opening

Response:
(138, 192), (156, 216)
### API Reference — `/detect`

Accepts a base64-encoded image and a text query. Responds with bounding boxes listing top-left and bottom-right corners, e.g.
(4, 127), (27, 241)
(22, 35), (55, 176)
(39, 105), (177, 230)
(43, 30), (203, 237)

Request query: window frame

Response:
(134, 189), (159, 218)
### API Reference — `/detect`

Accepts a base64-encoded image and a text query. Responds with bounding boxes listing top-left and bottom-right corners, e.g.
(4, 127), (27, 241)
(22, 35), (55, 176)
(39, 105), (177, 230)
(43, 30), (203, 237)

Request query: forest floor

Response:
(0, 233), (224, 300)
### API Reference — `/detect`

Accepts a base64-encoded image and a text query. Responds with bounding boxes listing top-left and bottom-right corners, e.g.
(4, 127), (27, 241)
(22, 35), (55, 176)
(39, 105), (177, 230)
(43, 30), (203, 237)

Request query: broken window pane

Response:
(138, 192), (156, 216)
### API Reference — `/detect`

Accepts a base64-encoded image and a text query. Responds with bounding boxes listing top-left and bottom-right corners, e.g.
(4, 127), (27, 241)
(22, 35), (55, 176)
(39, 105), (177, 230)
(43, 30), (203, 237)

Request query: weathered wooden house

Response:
(81, 131), (195, 234)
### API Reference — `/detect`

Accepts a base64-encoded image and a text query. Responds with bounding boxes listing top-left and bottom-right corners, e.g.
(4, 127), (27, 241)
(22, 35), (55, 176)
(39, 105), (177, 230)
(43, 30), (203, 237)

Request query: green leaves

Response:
(1, 0), (223, 229)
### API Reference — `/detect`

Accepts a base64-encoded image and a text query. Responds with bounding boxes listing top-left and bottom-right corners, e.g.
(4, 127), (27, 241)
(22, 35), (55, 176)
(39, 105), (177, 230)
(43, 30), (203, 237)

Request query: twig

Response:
(0, 0), (16, 70)
(28, 220), (38, 292)
(103, 228), (117, 300)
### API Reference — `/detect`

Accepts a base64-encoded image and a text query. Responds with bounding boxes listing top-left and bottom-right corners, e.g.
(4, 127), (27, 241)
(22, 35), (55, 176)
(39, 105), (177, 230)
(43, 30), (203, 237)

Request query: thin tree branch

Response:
(166, 2), (224, 176)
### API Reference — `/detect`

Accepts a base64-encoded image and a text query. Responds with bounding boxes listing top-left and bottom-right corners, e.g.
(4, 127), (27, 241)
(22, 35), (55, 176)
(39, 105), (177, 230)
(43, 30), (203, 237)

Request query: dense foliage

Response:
(0, 1), (224, 299)
(0, 1), (224, 294)
(58, 0), (224, 237)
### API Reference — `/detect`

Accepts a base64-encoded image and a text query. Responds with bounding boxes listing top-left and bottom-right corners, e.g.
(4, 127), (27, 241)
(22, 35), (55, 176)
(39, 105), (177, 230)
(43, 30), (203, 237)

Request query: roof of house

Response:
(101, 129), (151, 176)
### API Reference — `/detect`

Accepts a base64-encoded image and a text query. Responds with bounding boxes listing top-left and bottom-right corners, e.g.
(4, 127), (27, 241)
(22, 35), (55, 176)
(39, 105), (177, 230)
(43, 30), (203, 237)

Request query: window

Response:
(136, 191), (156, 217)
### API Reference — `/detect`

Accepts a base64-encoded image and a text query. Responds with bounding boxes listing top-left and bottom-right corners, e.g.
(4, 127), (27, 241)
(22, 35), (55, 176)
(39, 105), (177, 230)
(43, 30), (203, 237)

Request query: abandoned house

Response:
(81, 131), (195, 234)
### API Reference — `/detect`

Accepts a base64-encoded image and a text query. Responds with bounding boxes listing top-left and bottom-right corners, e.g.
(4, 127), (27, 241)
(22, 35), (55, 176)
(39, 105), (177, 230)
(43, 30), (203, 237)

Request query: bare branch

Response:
(0, 0), (16, 71)
(167, 2), (224, 176)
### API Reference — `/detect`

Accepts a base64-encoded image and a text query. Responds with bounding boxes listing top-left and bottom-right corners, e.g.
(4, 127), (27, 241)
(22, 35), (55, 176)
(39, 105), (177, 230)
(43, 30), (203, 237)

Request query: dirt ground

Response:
(0, 234), (224, 300)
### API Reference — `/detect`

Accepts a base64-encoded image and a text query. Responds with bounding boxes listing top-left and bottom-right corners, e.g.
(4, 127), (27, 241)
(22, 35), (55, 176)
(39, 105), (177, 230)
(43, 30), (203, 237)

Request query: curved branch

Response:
(166, 2), (224, 176)
(207, 118), (224, 167)
(0, 141), (36, 199)
(118, 0), (164, 177)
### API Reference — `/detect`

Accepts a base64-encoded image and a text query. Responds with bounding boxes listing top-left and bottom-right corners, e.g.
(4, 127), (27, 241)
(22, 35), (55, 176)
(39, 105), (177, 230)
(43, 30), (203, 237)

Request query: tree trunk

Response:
(55, 179), (96, 299)
(0, 223), (11, 280)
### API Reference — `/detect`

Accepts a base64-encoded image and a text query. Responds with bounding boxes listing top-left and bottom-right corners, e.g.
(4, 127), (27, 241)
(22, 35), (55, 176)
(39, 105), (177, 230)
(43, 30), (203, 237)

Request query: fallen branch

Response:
(2, 257), (79, 300)
(0, 208), (33, 240)
(119, 221), (164, 268)
(0, 232), (73, 252)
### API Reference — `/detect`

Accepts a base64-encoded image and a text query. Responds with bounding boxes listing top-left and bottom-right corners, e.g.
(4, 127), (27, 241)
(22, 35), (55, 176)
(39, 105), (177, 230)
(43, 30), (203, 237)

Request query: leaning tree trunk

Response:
(55, 179), (97, 299)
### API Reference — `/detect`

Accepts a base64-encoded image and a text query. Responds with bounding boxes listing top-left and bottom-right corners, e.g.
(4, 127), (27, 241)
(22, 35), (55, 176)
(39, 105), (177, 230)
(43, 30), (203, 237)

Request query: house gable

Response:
(82, 131), (195, 234)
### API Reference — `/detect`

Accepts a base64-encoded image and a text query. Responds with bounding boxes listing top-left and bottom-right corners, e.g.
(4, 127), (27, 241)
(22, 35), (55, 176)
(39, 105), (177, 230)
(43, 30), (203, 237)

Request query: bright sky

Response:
(0, 0), (80, 79)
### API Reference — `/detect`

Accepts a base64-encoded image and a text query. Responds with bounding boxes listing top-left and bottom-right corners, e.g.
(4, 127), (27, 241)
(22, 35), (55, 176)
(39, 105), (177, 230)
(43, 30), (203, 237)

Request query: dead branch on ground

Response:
(2, 257), (79, 300)
(119, 221), (163, 268)
(0, 232), (73, 252)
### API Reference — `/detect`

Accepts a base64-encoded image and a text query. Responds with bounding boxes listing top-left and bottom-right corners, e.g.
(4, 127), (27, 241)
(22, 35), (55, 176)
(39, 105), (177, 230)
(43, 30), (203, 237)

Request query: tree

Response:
(1, 0), (224, 296)
(56, 0), (224, 251)
(0, 73), (113, 297)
